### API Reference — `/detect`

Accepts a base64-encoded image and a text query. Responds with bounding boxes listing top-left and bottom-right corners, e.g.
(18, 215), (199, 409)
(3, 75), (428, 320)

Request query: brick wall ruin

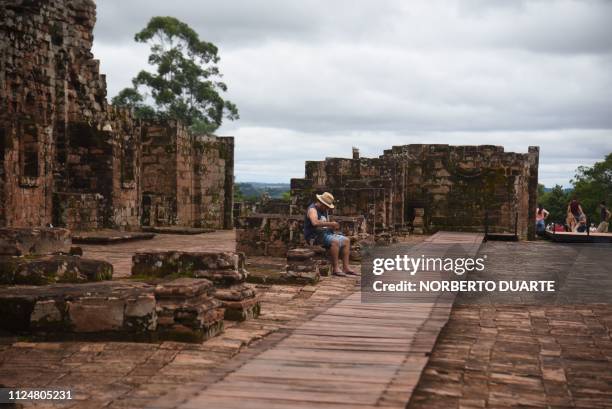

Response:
(141, 122), (233, 229)
(291, 145), (539, 240)
(0, 0), (233, 231)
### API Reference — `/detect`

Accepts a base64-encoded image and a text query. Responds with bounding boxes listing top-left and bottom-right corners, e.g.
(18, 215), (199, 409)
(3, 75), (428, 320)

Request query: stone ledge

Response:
(141, 226), (215, 235)
(72, 231), (155, 244)
(0, 255), (113, 285)
(131, 251), (246, 280)
(0, 279), (225, 343)
(0, 228), (71, 256)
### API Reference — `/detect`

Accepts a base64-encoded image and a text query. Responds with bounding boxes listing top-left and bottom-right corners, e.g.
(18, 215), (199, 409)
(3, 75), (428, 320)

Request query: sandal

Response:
(343, 270), (359, 276)
(332, 271), (347, 277)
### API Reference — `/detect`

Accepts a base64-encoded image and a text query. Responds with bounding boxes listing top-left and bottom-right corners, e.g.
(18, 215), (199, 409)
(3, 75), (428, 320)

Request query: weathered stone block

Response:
(30, 300), (64, 330)
(131, 251), (245, 278)
(0, 255), (113, 285)
(68, 297), (125, 332)
(287, 248), (315, 261)
(154, 278), (226, 341)
(125, 294), (157, 331)
(0, 228), (71, 256)
(154, 278), (214, 299)
(279, 270), (320, 285)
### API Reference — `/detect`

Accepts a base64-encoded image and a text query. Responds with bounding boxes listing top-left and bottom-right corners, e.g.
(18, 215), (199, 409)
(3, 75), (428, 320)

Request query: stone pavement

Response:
(7, 235), (608, 408)
(154, 232), (485, 409)
(407, 241), (612, 409)
(0, 276), (359, 409)
(79, 230), (236, 278)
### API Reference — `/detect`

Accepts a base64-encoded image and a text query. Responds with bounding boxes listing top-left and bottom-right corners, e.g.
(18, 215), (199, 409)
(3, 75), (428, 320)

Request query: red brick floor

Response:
(407, 240), (612, 409)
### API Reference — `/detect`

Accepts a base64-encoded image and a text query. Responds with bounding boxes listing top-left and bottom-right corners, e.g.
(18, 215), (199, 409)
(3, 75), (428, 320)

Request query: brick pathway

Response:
(0, 230), (361, 408)
(407, 241), (612, 409)
(0, 277), (359, 409)
(158, 232), (485, 409)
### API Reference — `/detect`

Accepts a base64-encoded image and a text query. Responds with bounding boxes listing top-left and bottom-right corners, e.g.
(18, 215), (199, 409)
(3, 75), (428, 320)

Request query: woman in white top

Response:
(535, 204), (549, 234)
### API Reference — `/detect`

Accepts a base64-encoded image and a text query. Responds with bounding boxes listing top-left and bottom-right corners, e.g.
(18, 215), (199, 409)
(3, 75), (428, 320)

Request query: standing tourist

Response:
(535, 204), (549, 234)
(597, 201), (611, 233)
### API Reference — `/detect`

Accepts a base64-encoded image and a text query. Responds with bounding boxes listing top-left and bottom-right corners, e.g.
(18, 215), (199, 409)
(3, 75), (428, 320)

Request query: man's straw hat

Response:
(316, 192), (335, 209)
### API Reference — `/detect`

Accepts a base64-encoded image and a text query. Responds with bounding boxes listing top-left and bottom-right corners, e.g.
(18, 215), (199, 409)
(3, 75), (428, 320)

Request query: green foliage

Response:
(236, 183), (290, 200)
(571, 153), (612, 222)
(112, 16), (238, 132)
(280, 191), (291, 202)
(111, 88), (157, 120)
(539, 184), (570, 223)
(233, 183), (245, 202)
(538, 153), (612, 224)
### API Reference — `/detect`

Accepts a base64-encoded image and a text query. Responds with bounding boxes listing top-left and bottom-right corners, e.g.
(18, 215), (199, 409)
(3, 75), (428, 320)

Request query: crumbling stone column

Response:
(283, 248), (324, 284)
(131, 251), (260, 322)
(154, 278), (224, 341)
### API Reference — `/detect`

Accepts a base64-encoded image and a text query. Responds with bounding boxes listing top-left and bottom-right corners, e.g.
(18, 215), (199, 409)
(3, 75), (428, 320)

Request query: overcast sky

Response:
(92, 0), (612, 187)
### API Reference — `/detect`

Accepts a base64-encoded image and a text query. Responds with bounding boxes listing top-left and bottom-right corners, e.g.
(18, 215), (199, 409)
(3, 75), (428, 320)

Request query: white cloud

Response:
(92, 0), (612, 187)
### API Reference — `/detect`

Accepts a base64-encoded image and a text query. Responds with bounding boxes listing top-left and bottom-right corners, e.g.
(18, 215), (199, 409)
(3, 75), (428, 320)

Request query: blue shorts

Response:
(321, 232), (348, 249)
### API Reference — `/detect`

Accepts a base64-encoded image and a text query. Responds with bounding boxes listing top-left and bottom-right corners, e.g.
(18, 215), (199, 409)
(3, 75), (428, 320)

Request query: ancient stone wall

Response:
(291, 145), (539, 239)
(0, 0), (233, 231)
(141, 122), (233, 229)
(0, 0), (141, 230)
(193, 135), (234, 229)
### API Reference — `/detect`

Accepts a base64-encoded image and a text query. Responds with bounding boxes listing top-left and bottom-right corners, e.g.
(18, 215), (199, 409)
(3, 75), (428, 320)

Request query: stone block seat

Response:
(280, 248), (325, 285)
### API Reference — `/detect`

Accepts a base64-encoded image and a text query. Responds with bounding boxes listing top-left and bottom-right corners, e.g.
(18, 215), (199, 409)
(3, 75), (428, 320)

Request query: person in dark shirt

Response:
(597, 201), (611, 233)
(567, 198), (585, 231)
(304, 192), (356, 277)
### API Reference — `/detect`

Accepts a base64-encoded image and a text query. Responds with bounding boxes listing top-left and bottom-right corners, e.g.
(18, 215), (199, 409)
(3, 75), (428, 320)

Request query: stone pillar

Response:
(155, 278), (224, 341)
(193, 254), (260, 322)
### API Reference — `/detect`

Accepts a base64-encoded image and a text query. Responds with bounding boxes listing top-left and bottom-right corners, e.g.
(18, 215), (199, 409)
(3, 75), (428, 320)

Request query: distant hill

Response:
(236, 182), (290, 200)
(542, 186), (573, 193)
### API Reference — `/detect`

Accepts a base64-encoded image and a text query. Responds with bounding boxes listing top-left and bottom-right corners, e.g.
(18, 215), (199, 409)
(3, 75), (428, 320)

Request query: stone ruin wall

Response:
(0, 0), (233, 231)
(291, 144), (539, 240)
(141, 122), (234, 229)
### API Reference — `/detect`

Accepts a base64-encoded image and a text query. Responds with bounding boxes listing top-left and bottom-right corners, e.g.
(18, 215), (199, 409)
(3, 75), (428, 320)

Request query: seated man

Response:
(303, 192), (357, 277)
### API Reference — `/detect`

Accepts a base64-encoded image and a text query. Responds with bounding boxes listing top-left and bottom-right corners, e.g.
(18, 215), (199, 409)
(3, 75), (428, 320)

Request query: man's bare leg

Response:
(330, 240), (341, 273)
(341, 238), (351, 272)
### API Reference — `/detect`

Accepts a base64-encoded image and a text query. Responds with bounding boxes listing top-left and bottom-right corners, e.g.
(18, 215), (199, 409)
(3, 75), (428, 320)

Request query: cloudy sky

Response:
(92, 0), (612, 187)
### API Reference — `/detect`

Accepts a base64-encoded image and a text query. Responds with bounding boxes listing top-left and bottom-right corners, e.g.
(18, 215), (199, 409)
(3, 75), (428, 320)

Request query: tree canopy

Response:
(538, 153), (612, 224)
(112, 16), (238, 133)
(571, 153), (612, 221)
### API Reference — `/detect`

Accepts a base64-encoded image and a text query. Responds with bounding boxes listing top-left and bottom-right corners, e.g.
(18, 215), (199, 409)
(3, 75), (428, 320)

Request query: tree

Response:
(233, 183), (245, 202)
(571, 153), (612, 222)
(112, 16), (238, 133)
(540, 185), (570, 224)
(111, 88), (157, 120)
